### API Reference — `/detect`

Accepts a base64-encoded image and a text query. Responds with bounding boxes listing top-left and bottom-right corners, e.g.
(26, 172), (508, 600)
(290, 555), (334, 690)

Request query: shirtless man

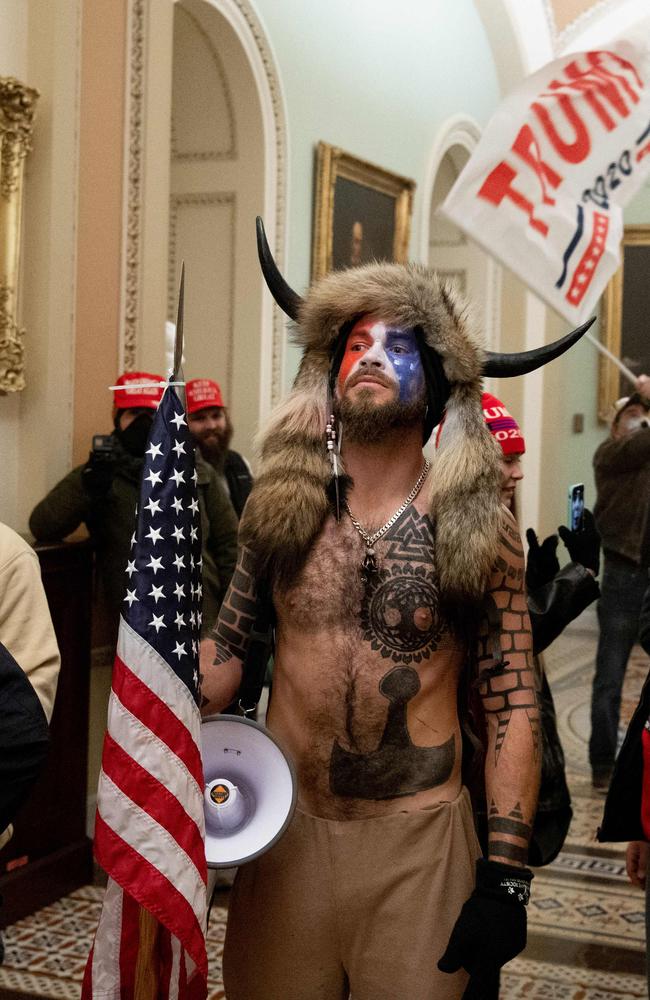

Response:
(199, 223), (588, 1000)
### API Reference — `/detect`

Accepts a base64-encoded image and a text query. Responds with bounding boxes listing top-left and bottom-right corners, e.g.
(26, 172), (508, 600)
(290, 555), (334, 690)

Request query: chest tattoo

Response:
(330, 665), (455, 799)
(360, 508), (443, 664)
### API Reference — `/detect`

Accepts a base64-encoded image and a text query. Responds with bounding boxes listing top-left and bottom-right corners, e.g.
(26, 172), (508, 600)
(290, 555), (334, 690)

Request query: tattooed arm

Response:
(476, 511), (541, 867)
(199, 545), (260, 715)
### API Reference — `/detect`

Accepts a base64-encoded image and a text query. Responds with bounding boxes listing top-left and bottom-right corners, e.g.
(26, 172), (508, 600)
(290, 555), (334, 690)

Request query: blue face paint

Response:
(385, 329), (425, 404)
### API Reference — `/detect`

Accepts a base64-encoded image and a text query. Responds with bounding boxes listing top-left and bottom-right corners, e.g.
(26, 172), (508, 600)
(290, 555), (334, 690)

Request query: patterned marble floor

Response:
(0, 611), (648, 999)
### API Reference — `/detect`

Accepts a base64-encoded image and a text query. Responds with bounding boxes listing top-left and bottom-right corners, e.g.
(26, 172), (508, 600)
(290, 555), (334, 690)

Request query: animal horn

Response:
(483, 316), (596, 377)
(256, 216), (304, 322)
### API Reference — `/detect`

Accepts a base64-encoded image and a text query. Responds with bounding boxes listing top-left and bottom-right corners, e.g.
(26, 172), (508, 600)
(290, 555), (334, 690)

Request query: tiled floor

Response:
(0, 611), (648, 999)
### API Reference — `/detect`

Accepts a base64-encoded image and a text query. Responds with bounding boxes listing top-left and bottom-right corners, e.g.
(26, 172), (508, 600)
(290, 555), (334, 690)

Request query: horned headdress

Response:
(240, 217), (593, 605)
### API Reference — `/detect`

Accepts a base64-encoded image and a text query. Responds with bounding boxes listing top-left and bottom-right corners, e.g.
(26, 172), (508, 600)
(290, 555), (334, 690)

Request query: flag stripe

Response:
(102, 731), (206, 877)
(104, 690), (205, 833)
(96, 773), (206, 925)
(90, 879), (124, 998)
(117, 618), (201, 737)
(95, 811), (208, 976)
(112, 651), (204, 788)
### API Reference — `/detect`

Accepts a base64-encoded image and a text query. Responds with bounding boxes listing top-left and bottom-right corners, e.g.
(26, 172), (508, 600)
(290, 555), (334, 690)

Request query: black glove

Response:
(558, 508), (600, 576)
(81, 447), (117, 499)
(525, 528), (559, 591)
(438, 858), (533, 999)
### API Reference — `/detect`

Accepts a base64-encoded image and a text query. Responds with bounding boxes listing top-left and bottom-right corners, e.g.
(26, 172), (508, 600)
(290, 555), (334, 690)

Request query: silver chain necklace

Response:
(344, 459), (431, 583)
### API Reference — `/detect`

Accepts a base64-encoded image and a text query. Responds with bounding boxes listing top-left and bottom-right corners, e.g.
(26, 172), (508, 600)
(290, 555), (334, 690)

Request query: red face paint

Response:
(337, 317), (382, 395)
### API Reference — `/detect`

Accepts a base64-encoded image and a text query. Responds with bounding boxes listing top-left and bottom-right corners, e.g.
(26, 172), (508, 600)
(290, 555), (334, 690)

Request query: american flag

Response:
(83, 385), (208, 999)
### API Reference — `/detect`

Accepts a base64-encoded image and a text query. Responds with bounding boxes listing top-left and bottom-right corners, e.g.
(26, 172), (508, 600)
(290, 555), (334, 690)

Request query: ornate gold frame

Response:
(0, 76), (39, 393)
(598, 224), (650, 421)
(312, 142), (415, 280)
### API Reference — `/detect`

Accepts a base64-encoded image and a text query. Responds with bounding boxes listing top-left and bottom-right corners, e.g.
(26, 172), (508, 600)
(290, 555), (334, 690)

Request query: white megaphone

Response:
(201, 714), (297, 868)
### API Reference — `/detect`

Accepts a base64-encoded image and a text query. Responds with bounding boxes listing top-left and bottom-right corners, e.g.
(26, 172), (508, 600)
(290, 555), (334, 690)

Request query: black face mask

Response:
(116, 412), (154, 457)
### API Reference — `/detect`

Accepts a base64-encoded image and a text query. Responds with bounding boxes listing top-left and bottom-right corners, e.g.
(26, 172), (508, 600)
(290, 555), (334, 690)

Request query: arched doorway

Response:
(169, 0), (267, 460)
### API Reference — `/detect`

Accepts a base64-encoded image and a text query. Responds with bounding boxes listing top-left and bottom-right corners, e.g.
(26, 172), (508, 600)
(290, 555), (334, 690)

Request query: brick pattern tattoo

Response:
(212, 547), (258, 667)
(476, 522), (539, 765)
(476, 519), (539, 866)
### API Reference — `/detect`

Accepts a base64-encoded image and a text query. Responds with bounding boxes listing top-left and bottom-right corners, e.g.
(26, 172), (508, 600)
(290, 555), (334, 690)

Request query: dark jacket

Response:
(222, 450), (253, 519)
(528, 562), (600, 656)
(598, 666), (650, 843)
(29, 438), (238, 640)
(593, 427), (650, 566)
(599, 580), (650, 843)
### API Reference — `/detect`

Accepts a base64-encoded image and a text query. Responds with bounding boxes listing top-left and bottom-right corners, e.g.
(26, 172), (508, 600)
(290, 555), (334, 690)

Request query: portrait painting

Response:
(312, 142), (415, 280)
(599, 225), (650, 420)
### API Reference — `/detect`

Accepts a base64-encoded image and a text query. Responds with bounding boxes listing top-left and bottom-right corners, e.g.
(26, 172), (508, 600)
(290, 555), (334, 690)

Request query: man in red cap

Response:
(186, 378), (253, 518)
(29, 372), (238, 645)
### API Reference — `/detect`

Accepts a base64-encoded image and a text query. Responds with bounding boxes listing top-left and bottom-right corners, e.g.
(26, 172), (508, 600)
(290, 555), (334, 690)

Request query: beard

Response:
(196, 416), (233, 466)
(336, 388), (427, 444)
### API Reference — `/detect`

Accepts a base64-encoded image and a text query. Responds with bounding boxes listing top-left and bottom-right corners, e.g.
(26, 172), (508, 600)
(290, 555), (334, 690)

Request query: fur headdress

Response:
(240, 219), (593, 604)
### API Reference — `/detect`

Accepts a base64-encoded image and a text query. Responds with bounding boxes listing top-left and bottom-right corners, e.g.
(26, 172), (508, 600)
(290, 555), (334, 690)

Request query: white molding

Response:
(421, 115), (502, 350)
(418, 115), (481, 264)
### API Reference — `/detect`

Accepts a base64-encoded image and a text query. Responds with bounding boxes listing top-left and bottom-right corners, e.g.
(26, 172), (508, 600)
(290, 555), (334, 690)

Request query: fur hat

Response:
(240, 262), (502, 605)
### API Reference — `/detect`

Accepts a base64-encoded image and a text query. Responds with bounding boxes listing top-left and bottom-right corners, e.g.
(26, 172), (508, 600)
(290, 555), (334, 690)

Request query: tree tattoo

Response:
(360, 508), (443, 664)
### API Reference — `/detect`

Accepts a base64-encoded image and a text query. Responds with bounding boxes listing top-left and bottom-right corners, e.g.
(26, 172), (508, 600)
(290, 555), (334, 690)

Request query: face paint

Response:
(337, 317), (425, 405)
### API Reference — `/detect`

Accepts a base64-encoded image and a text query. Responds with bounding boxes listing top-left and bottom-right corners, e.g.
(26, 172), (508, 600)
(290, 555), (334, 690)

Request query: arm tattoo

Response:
(476, 530), (539, 765)
(488, 800), (532, 865)
(212, 547), (258, 666)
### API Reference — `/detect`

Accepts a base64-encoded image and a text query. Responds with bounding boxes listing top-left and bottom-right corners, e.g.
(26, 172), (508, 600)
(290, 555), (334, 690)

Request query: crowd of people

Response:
(2, 255), (650, 997)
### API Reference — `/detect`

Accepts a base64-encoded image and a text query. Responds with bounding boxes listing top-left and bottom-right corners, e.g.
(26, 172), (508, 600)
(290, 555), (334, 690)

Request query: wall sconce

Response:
(0, 76), (39, 394)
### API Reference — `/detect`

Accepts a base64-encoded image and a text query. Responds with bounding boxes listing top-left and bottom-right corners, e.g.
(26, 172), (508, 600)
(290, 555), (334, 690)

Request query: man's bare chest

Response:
(275, 505), (456, 664)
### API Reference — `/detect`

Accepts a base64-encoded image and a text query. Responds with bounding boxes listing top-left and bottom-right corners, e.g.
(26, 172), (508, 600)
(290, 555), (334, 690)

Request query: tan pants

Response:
(223, 787), (480, 1000)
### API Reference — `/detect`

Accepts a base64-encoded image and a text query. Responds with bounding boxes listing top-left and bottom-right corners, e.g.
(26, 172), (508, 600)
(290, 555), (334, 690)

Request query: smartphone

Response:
(567, 483), (585, 532)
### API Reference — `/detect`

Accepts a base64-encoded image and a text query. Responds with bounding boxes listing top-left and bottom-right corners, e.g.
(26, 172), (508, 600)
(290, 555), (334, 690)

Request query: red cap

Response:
(481, 392), (526, 455)
(186, 379), (225, 415)
(113, 372), (163, 411)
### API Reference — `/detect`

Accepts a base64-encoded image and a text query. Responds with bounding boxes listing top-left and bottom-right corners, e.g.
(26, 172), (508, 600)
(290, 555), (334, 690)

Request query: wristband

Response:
(476, 857), (533, 906)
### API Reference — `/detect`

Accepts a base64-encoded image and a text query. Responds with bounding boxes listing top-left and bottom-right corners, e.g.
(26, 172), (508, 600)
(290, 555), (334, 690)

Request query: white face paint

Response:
(337, 316), (425, 405)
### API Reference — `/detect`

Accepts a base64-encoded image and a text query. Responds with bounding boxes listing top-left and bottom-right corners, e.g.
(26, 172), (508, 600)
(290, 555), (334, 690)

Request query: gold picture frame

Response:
(0, 76), (39, 394)
(598, 224), (650, 421)
(311, 142), (415, 280)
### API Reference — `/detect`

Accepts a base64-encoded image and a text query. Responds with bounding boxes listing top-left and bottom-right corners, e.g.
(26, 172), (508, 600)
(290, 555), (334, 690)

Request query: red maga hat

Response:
(481, 392), (526, 455)
(186, 379), (225, 414)
(113, 372), (163, 411)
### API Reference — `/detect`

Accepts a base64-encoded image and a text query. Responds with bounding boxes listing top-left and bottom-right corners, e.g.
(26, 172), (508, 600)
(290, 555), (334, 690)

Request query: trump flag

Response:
(442, 21), (650, 324)
(83, 383), (208, 999)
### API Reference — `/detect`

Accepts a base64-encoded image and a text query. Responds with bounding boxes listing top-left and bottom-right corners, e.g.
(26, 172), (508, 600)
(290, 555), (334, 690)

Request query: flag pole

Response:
(132, 264), (185, 1000)
(584, 330), (638, 387)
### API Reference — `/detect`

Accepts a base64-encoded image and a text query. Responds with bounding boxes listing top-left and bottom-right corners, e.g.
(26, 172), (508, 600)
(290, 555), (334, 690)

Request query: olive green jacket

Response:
(29, 441), (237, 641)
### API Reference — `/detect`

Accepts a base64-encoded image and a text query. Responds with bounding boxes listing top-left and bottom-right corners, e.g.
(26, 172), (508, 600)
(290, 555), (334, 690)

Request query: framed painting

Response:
(599, 225), (650, 420)
(311, 142), (415, 280)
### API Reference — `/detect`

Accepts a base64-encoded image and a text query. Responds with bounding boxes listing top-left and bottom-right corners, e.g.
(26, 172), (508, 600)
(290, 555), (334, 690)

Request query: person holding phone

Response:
(589, 382), (650, 790)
